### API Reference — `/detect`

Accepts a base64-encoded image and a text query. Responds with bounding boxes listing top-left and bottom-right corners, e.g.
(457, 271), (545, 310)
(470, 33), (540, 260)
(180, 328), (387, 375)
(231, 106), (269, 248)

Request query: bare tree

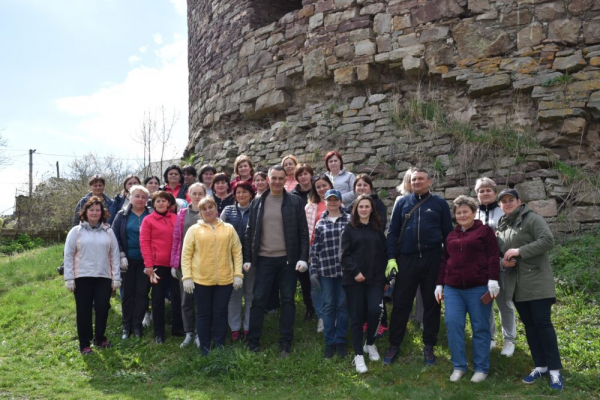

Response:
(0, 129), (8, 169)
(156, 105), (180, 172)
(132, 111), (156, 173)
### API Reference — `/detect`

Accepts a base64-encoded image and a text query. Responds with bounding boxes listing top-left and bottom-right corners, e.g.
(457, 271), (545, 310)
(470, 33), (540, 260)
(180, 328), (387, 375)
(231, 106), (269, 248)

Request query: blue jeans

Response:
(444, 285), (492, 373)
(311, 285), (324, 320)
(319, 276), (348, 346)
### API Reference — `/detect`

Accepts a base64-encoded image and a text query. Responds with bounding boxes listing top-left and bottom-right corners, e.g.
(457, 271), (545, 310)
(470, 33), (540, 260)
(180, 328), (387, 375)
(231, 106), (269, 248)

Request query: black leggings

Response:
(345, 284), (384, 355)
(74, 277), (112, 350)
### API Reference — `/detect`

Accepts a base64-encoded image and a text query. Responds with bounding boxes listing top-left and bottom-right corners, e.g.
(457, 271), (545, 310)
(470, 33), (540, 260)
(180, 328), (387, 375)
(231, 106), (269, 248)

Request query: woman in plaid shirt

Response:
(309, 189), (351, 359)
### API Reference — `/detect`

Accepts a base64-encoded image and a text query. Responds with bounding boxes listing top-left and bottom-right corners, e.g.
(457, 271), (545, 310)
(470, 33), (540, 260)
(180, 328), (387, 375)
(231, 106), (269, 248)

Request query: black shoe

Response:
(423, 345), (436, 365)
(155, 336), (164, 344)
(248, 342), (260, 353)
(324, 345), (335, 359)
(383, 346), (400, 365)
(336, 343), (347, 358)
(279, 343), (291, 358)
(304, 308), (315, 321)
(133, 328), (143, 338)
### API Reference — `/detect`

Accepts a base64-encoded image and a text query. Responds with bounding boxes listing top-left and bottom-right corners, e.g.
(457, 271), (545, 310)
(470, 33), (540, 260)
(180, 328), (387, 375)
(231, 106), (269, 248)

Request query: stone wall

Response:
(187, 0), (600, 231)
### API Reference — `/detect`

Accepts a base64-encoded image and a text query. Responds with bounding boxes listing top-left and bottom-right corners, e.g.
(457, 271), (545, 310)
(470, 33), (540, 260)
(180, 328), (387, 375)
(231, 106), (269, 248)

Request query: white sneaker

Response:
(450, 370), (465, 382)
(363, 342), (380, 361)
(471, 372), (488, 383)
(501, 341), (515, 357)
(353, 355), (368, 374)
(180, 333), (194, 348)
(317, 318), (324, 333)
(142, 311), (152, 328)
(490, 339), (496, 350)
(194, 335), (200, 348)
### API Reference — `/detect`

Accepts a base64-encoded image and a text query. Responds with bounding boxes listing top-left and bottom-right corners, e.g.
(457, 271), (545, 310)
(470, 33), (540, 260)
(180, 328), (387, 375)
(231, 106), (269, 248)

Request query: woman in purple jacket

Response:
(435, 196), (500, 383)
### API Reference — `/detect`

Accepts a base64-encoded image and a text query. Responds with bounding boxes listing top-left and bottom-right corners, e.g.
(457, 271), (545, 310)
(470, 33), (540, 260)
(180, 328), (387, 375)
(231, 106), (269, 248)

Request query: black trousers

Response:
(297, 270), (315, 312)
(389, 250), (442, 347)
(121, 258), (150, 332)
(515, 298), (563, 370)
(248, 256), (298, 347)
(194, 284), (233, 354)
(74, 277), (112, 350)
(345, 284), (384, 355)
(150, 266), (183, 338)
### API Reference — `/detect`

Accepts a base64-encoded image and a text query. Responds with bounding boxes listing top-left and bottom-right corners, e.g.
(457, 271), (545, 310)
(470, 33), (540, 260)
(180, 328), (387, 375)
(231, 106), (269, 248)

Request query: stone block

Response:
(500, 57), (537, 71)
(568, 0), (592, 15)
(298, 5), (315, 19)
(253, 90), (293, 117)
(403, 57), (427, 78)
(561, 117), (587, 135)
(356, 64), (379, 82)
(377, 36), (392, 52)
(587, 90), (600, 112)
(515, 178), (546, 201)
(334, 66), (356, 84)
(576, 190), (600, 205)
(590, 57), (600, 67)
(389, 44), (425, 61)
(535, 2), (565, 20)
(552, 50), (586, 73)
(304, 49), (328, 83)
(350, 96), (367, 109)
(275, 74), (293, 90)
(309, 13), (324, 30)
(527, 199), (558, 216)
(424, 42), (455, 69)
(548, 18), (581, 46)
(570, 206), (600, 222)
(368, 93), (387, 105)
(355, 39), (376, 56)
(468, 0), (490, 13)
(467, 74), (511, 97)
(334, 0), (355, 7)
(583, 20), (600, 45)
(538, 108), (588, 121)
(397, 33), (419, 47)
(419, 26), (450, 44)
(335, 43), (354, 59)
(501, 8), (532, 26)
(393, 14), (412, 30)
(374, 13), (393, 35)
(411, 0), (463, 25)
(513, 71), (562, 91)
(239, 37), (256, 57)
(454, 21), (513, 59)
(445, 186), (470, 199)
(361, 3), (386, 14)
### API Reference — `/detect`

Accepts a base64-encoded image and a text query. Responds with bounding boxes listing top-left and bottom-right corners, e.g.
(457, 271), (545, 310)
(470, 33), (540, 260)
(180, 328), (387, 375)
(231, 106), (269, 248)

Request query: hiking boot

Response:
(423, 345), (436, 366)
(383, 346), (400, 365)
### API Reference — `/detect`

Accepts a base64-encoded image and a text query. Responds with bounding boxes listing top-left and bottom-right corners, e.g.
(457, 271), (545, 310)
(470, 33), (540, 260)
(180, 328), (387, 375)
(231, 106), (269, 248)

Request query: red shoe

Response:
(80, 347), (94, 355)
(376, 325), (388, 338)
(362, 322), (367, 333)
(93, 339), (111, 349)
(231, 331), (241, 342)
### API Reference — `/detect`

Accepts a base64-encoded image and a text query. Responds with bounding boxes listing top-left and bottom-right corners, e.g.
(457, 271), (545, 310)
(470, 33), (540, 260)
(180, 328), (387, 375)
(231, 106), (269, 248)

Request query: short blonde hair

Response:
(281, 154), (298, 167)
(475, 177), (498, 193)
(198, 196), (217, 211)
(397, 168), (415, 196)
(129, 185), (150, 198)
(452, 195), (478, 213)
(188, 182), (207, 196)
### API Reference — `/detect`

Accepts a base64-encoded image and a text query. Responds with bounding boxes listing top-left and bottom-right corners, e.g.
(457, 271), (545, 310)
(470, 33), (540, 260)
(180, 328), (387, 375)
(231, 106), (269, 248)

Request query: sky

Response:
(0, 0), (188, 215)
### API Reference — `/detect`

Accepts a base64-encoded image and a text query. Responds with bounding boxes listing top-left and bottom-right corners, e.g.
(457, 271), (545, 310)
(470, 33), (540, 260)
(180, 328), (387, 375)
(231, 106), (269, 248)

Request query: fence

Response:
(0, 229), (66, 242)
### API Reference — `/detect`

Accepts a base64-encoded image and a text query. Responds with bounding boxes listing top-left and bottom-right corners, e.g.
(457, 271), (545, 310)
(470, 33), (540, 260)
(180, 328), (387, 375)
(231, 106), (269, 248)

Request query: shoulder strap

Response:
(396, 193), (431, 249)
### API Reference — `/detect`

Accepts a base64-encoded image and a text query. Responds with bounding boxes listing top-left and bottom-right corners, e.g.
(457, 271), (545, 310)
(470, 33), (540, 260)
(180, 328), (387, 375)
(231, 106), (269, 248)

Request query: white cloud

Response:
(128, 55), (141, 65)
(153, 33), (163, 45)
(139, 46), (148, 53)
(171, 0), (187, 16)
(55, 35), (188, 162)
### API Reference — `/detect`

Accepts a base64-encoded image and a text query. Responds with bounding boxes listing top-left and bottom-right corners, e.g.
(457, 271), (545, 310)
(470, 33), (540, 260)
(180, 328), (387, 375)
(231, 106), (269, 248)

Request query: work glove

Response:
(310, 273), (320, 291)
(65, 280), (75, 292)
(171, 268), (178, 279)
(385, 259), (398, 279)
(183, 279), (195, 294)
(434, 285), (444, 304)
(120, 256), (128, 272)
(295, 260), (308, 273)
(112, 280), (121, 291)
(488, 280), (500, 298)
(243, 263), (252, 272)
(233, 276), (243, 290)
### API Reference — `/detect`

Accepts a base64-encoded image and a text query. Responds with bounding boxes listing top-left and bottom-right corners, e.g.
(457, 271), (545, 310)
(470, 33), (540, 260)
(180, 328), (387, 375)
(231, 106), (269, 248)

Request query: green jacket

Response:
(496, 204), (555, 302)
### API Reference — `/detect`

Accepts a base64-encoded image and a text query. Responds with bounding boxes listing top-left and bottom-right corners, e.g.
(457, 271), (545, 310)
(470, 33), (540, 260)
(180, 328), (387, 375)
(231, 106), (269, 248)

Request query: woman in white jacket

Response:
(64, 196), (121, 355)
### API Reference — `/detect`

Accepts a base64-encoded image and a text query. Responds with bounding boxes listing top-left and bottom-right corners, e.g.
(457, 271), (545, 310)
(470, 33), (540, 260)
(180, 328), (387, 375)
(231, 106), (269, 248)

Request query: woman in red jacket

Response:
(140, 191), (178, 344)
(435, 195), (500, 383)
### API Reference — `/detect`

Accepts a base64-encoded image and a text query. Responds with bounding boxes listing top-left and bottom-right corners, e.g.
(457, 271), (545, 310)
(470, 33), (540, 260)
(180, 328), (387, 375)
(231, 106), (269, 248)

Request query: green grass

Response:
(542, 74), (575, 87)
(0, 245), (599, 399)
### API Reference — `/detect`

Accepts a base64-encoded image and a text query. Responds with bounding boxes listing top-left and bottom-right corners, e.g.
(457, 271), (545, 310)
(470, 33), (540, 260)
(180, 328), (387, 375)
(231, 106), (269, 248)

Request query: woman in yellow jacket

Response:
(181, 196), (243, 355)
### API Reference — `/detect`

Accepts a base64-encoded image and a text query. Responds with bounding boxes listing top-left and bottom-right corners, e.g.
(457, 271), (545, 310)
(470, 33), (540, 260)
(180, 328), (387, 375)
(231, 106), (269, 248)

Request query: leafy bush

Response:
(551, 230), (600, 303)
(0, 234), (45, 255)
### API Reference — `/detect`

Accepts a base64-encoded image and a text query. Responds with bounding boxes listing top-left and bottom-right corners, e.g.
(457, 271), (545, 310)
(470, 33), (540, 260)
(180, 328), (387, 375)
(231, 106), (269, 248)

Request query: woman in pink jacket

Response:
(140, 191), (179, 344)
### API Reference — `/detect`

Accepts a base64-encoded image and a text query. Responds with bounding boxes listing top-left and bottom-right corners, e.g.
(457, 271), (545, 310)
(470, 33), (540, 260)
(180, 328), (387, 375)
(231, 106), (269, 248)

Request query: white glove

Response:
(65, 280), (75, 292)
(488, 280), (500, 298)
(243, 263), (252, 272)
(233, 276), (243, 290)
(434, 285), (444, 304)
(171, 268), (178, 279)
(295, 260), (308, 273)
(112, 280), (121, 291)
(120, 256), (128, 271)
(183, 279), (195, 294)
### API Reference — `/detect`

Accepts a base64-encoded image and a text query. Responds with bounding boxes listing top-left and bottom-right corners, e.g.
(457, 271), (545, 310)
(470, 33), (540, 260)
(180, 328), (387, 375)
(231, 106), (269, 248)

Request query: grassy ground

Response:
(0, 245), (599, 399)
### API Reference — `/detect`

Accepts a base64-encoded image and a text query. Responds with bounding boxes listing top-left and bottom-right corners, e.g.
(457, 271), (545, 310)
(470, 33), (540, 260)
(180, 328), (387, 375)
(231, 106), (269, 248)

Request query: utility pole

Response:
(56, 161), (60, 179)
(29, 149), (36, 197)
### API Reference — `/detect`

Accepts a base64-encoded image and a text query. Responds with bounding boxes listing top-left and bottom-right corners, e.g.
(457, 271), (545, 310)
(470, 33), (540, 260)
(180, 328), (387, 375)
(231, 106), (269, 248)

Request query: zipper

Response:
(417, 204), (422, 258)
(212, 224), (218, 285)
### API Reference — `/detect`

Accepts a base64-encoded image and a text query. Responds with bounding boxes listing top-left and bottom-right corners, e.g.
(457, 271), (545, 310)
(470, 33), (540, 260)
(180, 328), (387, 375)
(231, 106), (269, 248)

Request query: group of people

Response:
(62, 150), (563, 390)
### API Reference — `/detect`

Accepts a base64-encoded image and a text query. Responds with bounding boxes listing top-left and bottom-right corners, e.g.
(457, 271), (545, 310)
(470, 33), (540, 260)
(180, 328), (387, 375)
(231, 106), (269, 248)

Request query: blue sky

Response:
(0, 0), (188, 215)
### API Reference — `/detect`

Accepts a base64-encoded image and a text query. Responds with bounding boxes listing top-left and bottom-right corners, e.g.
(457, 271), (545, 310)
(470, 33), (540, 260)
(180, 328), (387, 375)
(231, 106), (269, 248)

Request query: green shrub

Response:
(0, 234), (45, 255)
(551, 230), (600, 303)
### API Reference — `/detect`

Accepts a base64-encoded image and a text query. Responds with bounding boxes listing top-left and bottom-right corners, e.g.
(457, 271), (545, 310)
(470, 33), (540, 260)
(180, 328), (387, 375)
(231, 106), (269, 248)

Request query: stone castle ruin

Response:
(185, 0), (600, 231)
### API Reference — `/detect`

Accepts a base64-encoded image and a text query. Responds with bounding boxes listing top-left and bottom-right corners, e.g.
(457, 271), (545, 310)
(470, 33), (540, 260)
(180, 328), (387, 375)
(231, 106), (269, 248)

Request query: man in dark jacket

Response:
(383, 168), (453, 366)
(244, 165), (310, 358)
